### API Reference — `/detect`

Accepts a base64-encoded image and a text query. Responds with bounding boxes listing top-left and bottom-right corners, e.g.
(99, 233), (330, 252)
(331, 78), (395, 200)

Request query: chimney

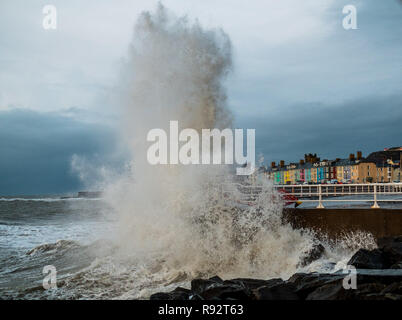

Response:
(271, 161), (276, 168)
(280, 160), (285, 168)
(349, 153), (355, 161)
(357, 151), (362, 160)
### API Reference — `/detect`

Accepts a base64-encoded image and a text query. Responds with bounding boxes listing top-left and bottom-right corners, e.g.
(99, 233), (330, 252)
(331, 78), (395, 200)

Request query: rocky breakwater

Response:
(150, 236), (402, 300)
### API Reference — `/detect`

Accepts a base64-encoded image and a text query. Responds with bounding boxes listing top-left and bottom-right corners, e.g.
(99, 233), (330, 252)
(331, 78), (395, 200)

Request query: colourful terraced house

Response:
(265, 148), (401, 185)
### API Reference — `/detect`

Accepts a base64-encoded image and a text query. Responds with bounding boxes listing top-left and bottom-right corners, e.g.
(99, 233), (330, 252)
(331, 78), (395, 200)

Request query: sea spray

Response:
(62, 5), (376, 299)
(102, 4), (317, 281)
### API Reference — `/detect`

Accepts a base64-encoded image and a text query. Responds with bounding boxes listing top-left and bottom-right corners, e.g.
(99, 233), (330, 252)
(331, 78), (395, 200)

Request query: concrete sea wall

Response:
(283, 208), (402, 239)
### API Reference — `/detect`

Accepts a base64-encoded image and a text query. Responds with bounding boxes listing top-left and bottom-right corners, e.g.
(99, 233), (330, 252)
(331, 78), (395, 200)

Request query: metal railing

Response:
(221, 183), (402, 209)
(274, 183), (402, 209)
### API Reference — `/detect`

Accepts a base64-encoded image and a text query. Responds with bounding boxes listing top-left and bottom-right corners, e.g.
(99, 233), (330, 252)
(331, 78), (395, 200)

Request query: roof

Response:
(366, 150), (402, 165)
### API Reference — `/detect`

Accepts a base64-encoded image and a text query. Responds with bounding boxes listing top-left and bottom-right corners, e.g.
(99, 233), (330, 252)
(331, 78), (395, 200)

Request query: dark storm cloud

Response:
(238, 93), (402, 164)
(0, 1), (401, 192)
(0, 109), (118, 195)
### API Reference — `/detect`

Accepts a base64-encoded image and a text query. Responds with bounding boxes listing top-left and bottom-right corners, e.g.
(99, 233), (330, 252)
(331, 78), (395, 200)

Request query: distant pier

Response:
(77, 191), (103, 198)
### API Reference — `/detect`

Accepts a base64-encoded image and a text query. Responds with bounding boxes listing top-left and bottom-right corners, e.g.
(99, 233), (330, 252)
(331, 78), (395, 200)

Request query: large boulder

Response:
(288, 273), (344, 299)
(377, 236), (402, 248)
(253, 282), (299, 300)
(150, 287), (192, 300)
(347, 236), (402, 269)
(380, 240), (402, 268)
(191, 276), (254, 300)
(198, 284), (252, 300)
(347, 249), (385, 269)
(190, 276), (223, 295)
(306, 283), (352, 300)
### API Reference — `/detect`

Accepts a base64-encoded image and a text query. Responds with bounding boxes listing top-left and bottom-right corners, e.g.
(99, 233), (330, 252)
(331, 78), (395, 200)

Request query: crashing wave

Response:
(26, 240), (81, 256)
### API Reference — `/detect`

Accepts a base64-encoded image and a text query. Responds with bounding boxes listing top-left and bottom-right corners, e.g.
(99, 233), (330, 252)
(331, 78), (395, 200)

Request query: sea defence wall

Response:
(283, 208), (402, 240)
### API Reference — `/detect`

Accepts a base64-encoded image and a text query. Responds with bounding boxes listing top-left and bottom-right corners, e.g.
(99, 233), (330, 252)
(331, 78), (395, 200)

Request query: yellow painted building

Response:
(376, 166), (394, 183)
(393, 167), (401, 182)
(284, 170), (290, 184)
(311, 168), (317, 183)
(336, 166), (344, 182)
(356, 162), (377, 183)
(351, 164), (359, 183)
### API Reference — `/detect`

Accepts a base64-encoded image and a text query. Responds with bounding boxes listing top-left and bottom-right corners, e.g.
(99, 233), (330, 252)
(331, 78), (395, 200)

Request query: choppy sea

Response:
(0, 194), (398, 300)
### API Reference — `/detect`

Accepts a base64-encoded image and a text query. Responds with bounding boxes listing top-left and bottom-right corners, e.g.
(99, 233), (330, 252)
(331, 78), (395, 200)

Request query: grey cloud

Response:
(237, 93), (402, 164)
(0, 109), (120, 195)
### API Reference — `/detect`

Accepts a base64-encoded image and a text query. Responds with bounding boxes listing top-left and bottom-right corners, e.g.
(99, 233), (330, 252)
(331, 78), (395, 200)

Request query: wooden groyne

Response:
(283, 208), (402, 239)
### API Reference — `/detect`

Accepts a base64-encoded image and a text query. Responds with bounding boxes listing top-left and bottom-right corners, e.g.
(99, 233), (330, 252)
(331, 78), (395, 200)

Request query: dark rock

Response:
(253, 282), (299, 300)
(208, 276), (224, 283)
(150, 287), (192, 300)
(223, 278), (283, 290)
(381, 242), (402, 267)
(307, 282), (388, 300)
(150, 292), (173, 300)
(390, 262), (402, 269)
(191, 277), (223, 296)
(353, 283), (388, 300)
(347, 249), (385, 269)
(381, 281), (402, 295)
(306, 283), (351, 300)
(191, 276), (254, 300)
(356, 282), (387, 294)
(150, 271), (402, 300)
(189, 293), (204, 300)
(383, 293), (402, 300)
(377, 236), (402, 248)
(355, 269), (402, 286)
(200, 285), (253, 300)
(288, 273), (344, 299)
(373, 236), (402, 268)
(298, 243), (325, 267)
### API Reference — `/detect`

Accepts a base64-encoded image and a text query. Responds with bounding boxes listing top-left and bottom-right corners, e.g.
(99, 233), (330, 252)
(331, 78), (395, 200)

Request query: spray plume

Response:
(66, 5), (375, 299)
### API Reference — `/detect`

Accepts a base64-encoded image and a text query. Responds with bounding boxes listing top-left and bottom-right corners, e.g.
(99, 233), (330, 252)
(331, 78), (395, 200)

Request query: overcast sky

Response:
(0, 0), (401, 194)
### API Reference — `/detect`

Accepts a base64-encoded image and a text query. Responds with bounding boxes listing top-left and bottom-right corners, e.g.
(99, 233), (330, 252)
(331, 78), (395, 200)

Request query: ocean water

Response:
(0, 196), (117, 299)
(0, 191), (380, 300)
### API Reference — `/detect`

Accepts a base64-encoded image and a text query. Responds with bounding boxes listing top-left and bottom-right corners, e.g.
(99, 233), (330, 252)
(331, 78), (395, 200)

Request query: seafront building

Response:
(265, 147), (402, 185)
